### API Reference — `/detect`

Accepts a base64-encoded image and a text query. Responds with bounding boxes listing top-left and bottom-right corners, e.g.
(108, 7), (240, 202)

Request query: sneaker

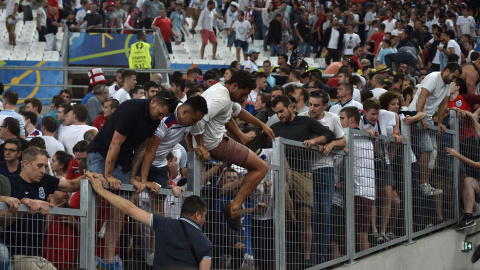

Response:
(97, 221), (107, 238)
(371, 231), (384, 244)
(380, 233), (391, 242)
(147, 253), (155, 266)
(189, 29), (196, 35)
(420, 183), (443, 196)
(97, 257), (122, 270)
(473, 202), (480, 213)
(472, 245), (480, 263)
(456, 216), (476, 230)
(385, 232), (396, 240)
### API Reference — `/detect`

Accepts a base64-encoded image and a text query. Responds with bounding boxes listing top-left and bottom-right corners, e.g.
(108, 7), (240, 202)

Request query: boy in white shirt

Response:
(228, 11), (253, 63)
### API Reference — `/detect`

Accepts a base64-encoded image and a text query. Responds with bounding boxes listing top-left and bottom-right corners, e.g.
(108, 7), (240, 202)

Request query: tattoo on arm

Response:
(130, 139), (149, 180)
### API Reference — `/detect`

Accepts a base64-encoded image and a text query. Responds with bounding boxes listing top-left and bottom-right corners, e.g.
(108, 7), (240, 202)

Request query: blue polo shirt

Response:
(151, 214), (212, 268)
(0, 161), (21, 177)
(5, 174), (60, 256)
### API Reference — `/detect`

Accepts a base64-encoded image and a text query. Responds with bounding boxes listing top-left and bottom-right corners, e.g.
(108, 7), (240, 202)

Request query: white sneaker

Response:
(98, 221), (107, 239)
(420, 183), (442, 196)
(147, 253), (155, 266)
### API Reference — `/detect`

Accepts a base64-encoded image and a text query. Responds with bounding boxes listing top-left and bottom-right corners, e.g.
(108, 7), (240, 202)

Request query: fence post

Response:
(79, 179), (96, 269)
(272, 137), (286, 270)
(449, 110), (460, 223)
(345, 128), (356, 264)
(187, 151), (202, 196)
(401, 122), (414, 244)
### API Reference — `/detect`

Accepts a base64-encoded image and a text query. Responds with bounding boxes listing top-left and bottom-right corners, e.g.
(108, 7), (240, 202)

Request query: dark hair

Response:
(144, 80), (160, 91)
(254, 72), (268, 80)
(310, 79), (324, 90)
(448, 53), (460, 63)
(379, 23), (386, 31)
(173, 78), (186, 92)
(454, 77), (467, 94)
(340, 82), (353, 95)
(309, 69), (322, 80)
(73, 140), (89, 153)
(445, 29), (456, 39)
(59, 89), (72, 99)
(290, 69), (301, 80)
(116, 68), (125, 75)
(271, 95), (292, 108)
(340, 106), (360, 123)
(42, 116), (58, 133)
(363, 97), (381, 111)
(4, 138), (22, 151)
(287, 95), (297, 104)
(58, 103), (73, 115)
(379, 91), (402, 110)
(310, 89), (329, 105)
(54, 151), (72, 172)
(348, 61), (359, 72)
(228, 70), (256, 90)
(3, 117), (20, 136)
(137, 31), (146, 39)
(295, 87), (310, 102)
(393, 73), (405, 83)
(402, 87), (414, 101)
(444, 62), (462, 74)
(3, 91), (18, 105)
(288, 40), (298, 49)
(180, 195), (207, 216)
(130, 85), (145, 98)
(279, 66), (291, 75)
(279, 54), (289, 62)
(361, 90), (374, 103)
(21, 111), (38, 126)
(152, 90), (180, 114)
(25, 98), (43, 114)
(105, 98), (120, 110)
(122, 70), (137, 81)
(72, 103), (89, 122)
(284, 84), (296, 96)
(185, 81), (197, 90)
(183, 95), (208, 115)
(51, 95), (65, 108)
(186, 88), (202, 99)
(29, 137), (46, 150)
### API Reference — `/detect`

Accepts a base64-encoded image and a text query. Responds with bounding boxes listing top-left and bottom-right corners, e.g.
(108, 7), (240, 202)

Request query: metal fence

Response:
(0, 110), (475, 269)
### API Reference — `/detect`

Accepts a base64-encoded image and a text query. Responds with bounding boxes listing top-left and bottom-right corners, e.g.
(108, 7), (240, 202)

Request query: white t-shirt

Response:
(447, 39), (462, 65)
(419, 72), (450, 117)
(328, 28), (339, 49)
(225, 6), (237, 28)
(391, 28), (403, 37)
(246, 90), (258, 104)
(232, 20), (251, 41)
(359, 109), (396, 164)
(329, 99), (363, 115)
(298, 111), (345, 169)
(37, 6), (47, 27)
(343, 33), (361, 55)
(382, 18), (397, 33)
(244, 59), (258, 73)
(352, 133), (375, 200)
(164, 144), (187, 219)
(445, 19), (455, 31)
(371, 87), (387, 99)
(108, 83), (120, 99)
(57, 125), (98, 155)
(114, 88), (131, 104)
(40, 135), (65, 162)
(6, 0), (19, 16)
(353, 88), (361, 103)
(198, 8), (217, 31)
(191, 83), (242, 150)
(456, 16), (475, 35)
(152, 104), (191, 167)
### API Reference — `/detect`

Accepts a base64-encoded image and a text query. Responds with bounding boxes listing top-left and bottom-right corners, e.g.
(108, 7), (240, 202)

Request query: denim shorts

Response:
(234, 39), (248, 52)
(87, 152), (131, 198)
(227, 31), (236, 47)
(417, 120), (437, 153)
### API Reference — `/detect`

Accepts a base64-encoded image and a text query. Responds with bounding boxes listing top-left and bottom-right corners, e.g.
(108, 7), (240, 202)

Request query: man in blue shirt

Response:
(0, 91), (25, 138)
(377, 39), (395, 66)
(88, 175), (213, 269)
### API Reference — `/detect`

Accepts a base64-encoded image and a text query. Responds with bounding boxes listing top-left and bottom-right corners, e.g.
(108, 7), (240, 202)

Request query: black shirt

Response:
(0, 137), (29, 163)
(46, 11), (59, 35)
(296, 20), (311, 43)
(270, 115), (335, 171)
(267, 19), (283, 44)
(5, 174), (60, 256)
(0, 161), (21, 177)
(87, 99), (161, 173)
(83, 13), (103, 33)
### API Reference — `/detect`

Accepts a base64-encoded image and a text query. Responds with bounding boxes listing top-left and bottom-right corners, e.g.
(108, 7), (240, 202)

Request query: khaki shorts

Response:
(188, 7), (199, 20)
(209, 137), (250, 168)
(289, 171), (313, 208)
(6, 15), (16, 31)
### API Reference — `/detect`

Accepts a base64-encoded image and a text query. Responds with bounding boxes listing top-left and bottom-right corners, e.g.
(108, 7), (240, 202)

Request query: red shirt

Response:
(66, 159), (82, 180)
(326, 77), (339, 88)
(123, 15), (135, 34)
(152, 16), (173, 42)
(448, 94), (480, 141)
(93, 114), (108, 131)
(369, 32), (385, 55)
(351, 55), (362, 69)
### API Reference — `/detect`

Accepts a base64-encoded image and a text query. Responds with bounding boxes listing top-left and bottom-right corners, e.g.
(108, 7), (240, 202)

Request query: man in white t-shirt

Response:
(108, 69), (124, 98)
(404, 63), (462, 203)
(57, 104), (98, 155)
(40, 116), (65, 162)
(244, 49), (260, 73)
(114, 70), (137, 104)
(198, 0), (223, 60)
(190, 70), (275, 231)
(370, 74), (387, 99)
(300, 89), (346, 263)
(343, 24), (361, 57)
(382, 10), (396, 33)
(337, 69), (361, 103)
(359, 98), (401, 244)
(228, 11), (252, 63)
(439, 30), (462, 65)
(456, 8), (475, 36)
(464, 39), (476, 63)
(329, 82), (363, 115)
(339, 106), (375, 252)
(246, 72), (267, 104)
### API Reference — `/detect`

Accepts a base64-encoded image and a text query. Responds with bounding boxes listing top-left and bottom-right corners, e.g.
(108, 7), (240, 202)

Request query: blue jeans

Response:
(262, 23), (268, 51)
(227, 31), (236, 47)
(0, 239), (12, 270)
(300, 42), (310, 55)
(88, 152), (131, 197)
(385, 50), (417, 70)
(270, 43), (283, 56)
(313, 167), (335, 264)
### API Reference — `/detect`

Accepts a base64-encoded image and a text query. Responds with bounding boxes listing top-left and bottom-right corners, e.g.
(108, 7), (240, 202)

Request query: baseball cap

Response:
(108, 1), (115, 7)
(248, 49), (260, 55)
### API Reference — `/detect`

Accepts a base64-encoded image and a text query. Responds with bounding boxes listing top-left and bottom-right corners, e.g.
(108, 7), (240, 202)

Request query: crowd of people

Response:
(1, 0), (480, 269)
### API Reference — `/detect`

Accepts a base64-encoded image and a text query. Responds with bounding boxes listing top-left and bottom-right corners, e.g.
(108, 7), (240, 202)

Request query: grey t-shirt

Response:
(0, 174), (11, 197)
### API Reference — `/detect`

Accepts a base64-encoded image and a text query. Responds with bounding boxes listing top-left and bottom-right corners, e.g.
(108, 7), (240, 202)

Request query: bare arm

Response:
(104, 131), (126, 189)
(436, 96), (449, 132)
(446, 147), (480, 169)
(199, 258), (211, 270)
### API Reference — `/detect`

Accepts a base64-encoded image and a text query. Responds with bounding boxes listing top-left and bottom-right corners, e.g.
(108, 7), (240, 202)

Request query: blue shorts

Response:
(227, 31), (236, 47)
(417, 120), (437, 153)
(87, 152), (131, 198)
(234, 40), (248, 52)
(147, 165), (168, 188)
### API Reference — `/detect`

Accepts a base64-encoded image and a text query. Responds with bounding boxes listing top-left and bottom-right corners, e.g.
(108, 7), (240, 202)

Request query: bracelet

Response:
(393, 131), (399, 135)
